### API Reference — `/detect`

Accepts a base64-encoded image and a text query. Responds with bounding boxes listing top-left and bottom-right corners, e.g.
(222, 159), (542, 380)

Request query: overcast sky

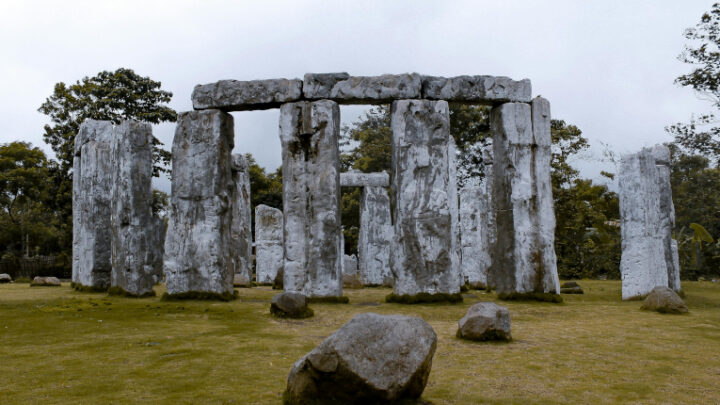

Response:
(0, 1), (714, 192)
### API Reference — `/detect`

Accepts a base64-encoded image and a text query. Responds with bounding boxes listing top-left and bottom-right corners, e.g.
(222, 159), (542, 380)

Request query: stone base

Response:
(107, 286), (156, 298)
(385, 292), (463, 304)
(497, 292), (563, 303)
(71, 282), (109, 293)
(161, 290), (238, 302)
(306, 296), (350, 304)
(270, 305), (314, 319)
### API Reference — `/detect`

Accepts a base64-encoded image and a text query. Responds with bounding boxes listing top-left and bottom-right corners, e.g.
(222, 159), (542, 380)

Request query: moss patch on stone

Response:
(306, 296), (350, 304)
(161, 290), (238, 302)
(71, 282), (108, 293)
(107, 286), (156, 298)
(497, 291), (563, 303)
(385, 292), (463, 304)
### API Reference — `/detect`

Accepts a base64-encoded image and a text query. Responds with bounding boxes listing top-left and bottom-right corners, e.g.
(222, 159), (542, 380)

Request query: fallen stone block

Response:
(457, 302), (512, 341)
(192, 78), (302, 111)
(284, 313), (436, 404)
(30, 276), (61, 287)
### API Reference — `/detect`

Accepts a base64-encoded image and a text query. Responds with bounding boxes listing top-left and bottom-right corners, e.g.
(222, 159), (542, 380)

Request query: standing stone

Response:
(163, 110), (235, 299)
(619, 144), (679, 300)
(73, 120), (113, 291)
(280, 100), (343, 299)
(448, 137), (461, 289)
(110, 121), (156, 296)
(342, 254), (358, 276)
(358, 186), (393, 286)
(390, 99), (462, 299)
(490, 98), (560, 299)
(230, 154), (253, 284)
(255, 204), (284, 285)
(149, 214), (166, 284)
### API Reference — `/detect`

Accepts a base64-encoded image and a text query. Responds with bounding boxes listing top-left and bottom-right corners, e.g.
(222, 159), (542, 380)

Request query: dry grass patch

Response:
(1, 280), (719, 404)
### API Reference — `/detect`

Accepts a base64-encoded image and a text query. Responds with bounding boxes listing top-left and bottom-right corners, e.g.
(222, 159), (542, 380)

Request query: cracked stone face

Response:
(280, 100), (343, 298)
(163, 110), (235, 296)
(390, 99), (462, 296)
(619, 144), (679, 299)
(421, 75), (531, 103)
(490, 98), (560, 295)
(73, 119), (113, 290)
(192, 78), (302, 111)
(255, 204), (284, 285)
(230, 154), (253, 282)
(303, 73), (422, 103)
(358, 186), (393, 286)
(110, 120), (156, 296)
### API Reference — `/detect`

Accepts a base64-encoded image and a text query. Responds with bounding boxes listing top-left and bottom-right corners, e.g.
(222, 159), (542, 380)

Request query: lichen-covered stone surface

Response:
(73, 119), (113, 290)
(459, 183), (492, 289)
(280, 100), (343, 298)
(390, 99), (462, 296)
(284, 313), (437, 404)
(457, 302), (511, 341)
(192, 79), (302, 111)
(339, 171), (390, 187)
(358, 186), (393, 286)
(342, 254), (358, 276)
(230, 154), (253, 282)
(422, 75), (531, 103)
(255, 204), (284, 285)
(110, 121), (156, 296)
(303, 73), (421, 103)
(619, 145), (678, 300)
(490, 98), (560, 297)
(149, 215), (166, 284)
(163, 110), (235, 296)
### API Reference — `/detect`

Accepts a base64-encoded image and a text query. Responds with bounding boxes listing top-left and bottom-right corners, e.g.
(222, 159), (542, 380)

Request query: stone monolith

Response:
(72, 120), (113, 291)
(163, 110), (235, 299)
(255, 204), (284, 285)
(109, 121), (156, 296)
(389, 99), (462, 300)
(230, 154), (253, 283)
(280, 100), (343, 299)
(358, 186), (393, 286)
(490, 98), (560, 299)
(619, 144), (679, 300)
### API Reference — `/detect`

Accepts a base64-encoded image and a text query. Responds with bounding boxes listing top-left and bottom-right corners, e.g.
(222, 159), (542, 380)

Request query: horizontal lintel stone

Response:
(303, 73), (422, 103)
(340, 171), (390, 187)
(422, 75), (531, 103)
(192, 79), (303, 111)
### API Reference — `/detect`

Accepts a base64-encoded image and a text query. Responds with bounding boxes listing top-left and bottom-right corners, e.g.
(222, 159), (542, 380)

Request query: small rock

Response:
(30, 276), (61, 287)
(457, 302), (511, 342)
(561, 286), (584, 294)
(284, 313), (437, 404)
(561, 281), (580, 288)
(0, 273), (12, 283)
(342, 273), (363, 289)
(270, 292), (313, 318)
(273, 268), (284, 290)
(233, 274), (251, 288)
(641, 286), (688, 314)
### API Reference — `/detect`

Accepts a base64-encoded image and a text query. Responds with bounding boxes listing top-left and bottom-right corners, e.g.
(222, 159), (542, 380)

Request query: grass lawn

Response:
(1, 280), (719, 404)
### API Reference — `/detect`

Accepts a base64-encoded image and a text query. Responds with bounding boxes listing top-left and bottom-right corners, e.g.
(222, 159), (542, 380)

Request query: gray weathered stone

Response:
(390, 99), (462, 297)
(339, 171), (390, 187)
(0, 273), (12, 283)
(270, 291), (313, 318)
(459, 183), (492, 289)
(192, 78), (302, 111)
(255, 204), (284, 285)
(342, 254), (358, 276)
(490, 98), (560, 297)
(358, 186), (393, 286)
(163, 110), (235, 297)
(230, 154), (253, 283)
(303, 73), (422, 103)
(619, 145), (678, 300)
(72, 120), (113, 290)
(457, 302), (511, 341)
(110, 121), (156, 296)
(641, 286), (688, 314)
(280, 100), (343, 298)
(30, 276), (61, 287)
(284, 313), (437, 404)
(670, 239), (681, 293)
(149, 215), (166, 284)
(422, 75), (531, 103)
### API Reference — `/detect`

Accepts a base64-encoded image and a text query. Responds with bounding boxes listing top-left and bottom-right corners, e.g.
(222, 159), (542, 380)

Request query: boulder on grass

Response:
(271, 292), (313, 318)
(641, 286), (688, 314)
(30, 276), (61, 287)
(284, 313), (437, 405)
(342, 273), (363, 289)
(457, 302), (511, 342)
(0, 273), (11, 283)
